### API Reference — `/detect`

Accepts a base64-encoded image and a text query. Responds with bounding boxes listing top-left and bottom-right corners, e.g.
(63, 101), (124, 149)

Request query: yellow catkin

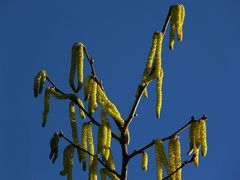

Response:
(42, 87), (51, 127)
(191, 121), (201, 167)
(104, 151), (119, 180)
(76, 44), (84, 92)
(173, 136), (181, 180)
(60, 145), (74, 180)
(88, 78), (98, 114)
(155, 139), (163, 180)
(188, 121), (196, 155)
(168, 137), (176, 179)
(34, 70), (47, 97)
(77, 98), (86, 119)
(97, 125), (104, 155)
(199, 119), (207, 157)
(141, 32), (159, 97)
(156, 139), (170, 175)
(49, 132), (60, 163)
(169, 4), (185, 50)
(84, 75), (92, 101)
(39, 70), (47, 94)
(69, 102), (82, 162)
(97, 85), (125, 127)
(82, 123), (88, 171)
(69, 42), (84, 93)
(142, 151), (148, 171)
(89, 155), (98, 180)
(87, 123), (95, 165)
(156, 68), (164, 119)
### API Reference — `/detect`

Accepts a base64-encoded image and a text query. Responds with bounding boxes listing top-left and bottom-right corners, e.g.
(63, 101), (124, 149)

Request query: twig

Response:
(162, 155), (195, 180)
(46, 75), (121, 142)
(123, 6), (173, 131)
(128, 115), (207, 159)
(59, 131), (121, 179)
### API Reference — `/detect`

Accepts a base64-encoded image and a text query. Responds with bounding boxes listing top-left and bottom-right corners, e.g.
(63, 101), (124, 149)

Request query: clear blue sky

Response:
(1, 0), (239, 179)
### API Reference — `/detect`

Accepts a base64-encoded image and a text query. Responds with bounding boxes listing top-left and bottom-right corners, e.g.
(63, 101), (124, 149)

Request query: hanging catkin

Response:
(199, 119), (207, 157)
(82, 123), (88, 171)
(69, 42), (84, 92)
(84, 75), (92, 101)
(49, 132), (60, 163)
(60, 145), (74, 180)
(156, 68), (164, 119)
(155, 139), (163, 180)
(88, 78), (98, 114)
(89, 155), (98, 180)
(69, 102), (82, 162)
(34, 70), (47, 97)
(173, 136), (182, 180)
(168, 137), (176, 179)
(142, 151), (148, 171)
(87, 123), (95, 165)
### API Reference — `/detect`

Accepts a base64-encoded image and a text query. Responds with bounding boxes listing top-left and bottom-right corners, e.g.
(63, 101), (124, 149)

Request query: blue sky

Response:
(1, 0), (240, 179)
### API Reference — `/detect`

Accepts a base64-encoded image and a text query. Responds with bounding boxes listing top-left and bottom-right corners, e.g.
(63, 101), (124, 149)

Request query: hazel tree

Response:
(34, 4), (208, 180)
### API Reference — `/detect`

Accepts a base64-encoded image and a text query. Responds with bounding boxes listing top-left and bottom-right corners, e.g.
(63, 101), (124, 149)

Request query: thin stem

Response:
(162, 155), (195, 180)
(59, 131), (121, 179)
(123, 6), (172, 131)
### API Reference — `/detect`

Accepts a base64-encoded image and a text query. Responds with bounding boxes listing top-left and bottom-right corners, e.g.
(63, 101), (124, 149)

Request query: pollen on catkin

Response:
(87, 123), (95, 165)
(69, 42), (84, 93)
(173, 136), (182, 180)
(69, 102), (82, 162)
(155, 139), (163, 180)
(42, 87), (51, 127)
(168, 137), (176, 179)
(142, 151), (148, 171)
(89, 155), (98, 180)
(77, 98), (86, 119)
(199, 119), (207, 157)
(156, 68), (164, 119)
(82, 123), (88, 171)
(60, 145), (74, 180)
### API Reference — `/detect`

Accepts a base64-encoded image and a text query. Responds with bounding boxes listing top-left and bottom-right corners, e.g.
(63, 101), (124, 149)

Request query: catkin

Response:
(69, 42), (84, 93)
(173, 136), (181, 180)
(97, 85), (125, 127)
(168, 137), (176, 179)
(155, 139), (163, 180)
(49, 132), (60, 163)
(100, 168), (107, 180)
(77, 98), (86, 119)
(169, 4), (185, 50)
(60, 145), (74, 180)
(87, 123), (95, 165)
(42, 87), (51, 127)
(88, 78), (98, 114)
(142, 151), (148, 171)
(141, 32), (159, 97)
(34, 70), (47, 97)
(199, 119), (207, 157)
(84, 76), (92, 101)
(82, 123), (88, 171)
(89, 155), (98, 180)
(69, 102), (82, 162)
(156, 68), (164, 119)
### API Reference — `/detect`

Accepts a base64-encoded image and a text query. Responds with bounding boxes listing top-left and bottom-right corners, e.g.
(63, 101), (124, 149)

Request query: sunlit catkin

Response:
(173, 136), (182, 180)
(199, 119), (207, 157)
(89, 155), (98, 180)
(141, 32), (158, 97)
(155, 139), (163, 180)
(156, 68), (163, 119)
(39, 70), (47, 94)
(60, 145), (74, 180)
(156, 139), (170, 175)
(168, 137), (176, 179)
(84, 75), (92, 101)
(77, 98), (86, 119)
(69, 102), (82, 162)
(142, 151), (148, 171)
(188, 121), (196, 155)
(88, 78), (98, 114)
(169, 4), (185, 50)
(42, 87), (51, 127)
(87, 123), (95, 165)
(82, 123), (88, 171)
(69, 42), (84, 93)
(34, 70), (47, 97)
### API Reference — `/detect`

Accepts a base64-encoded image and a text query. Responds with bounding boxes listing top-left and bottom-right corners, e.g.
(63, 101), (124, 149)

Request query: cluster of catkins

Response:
(141, 117), (207, 180)
(34, 42), (128, 180)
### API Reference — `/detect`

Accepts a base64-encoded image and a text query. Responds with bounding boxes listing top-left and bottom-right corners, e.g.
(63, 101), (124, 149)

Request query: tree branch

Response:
(59, 131), (121, 179)
(46, 75), (121, 142)
(123, 6), (173, 131)
(128, 115), (207, 159)
(162, 155), (195, 180)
